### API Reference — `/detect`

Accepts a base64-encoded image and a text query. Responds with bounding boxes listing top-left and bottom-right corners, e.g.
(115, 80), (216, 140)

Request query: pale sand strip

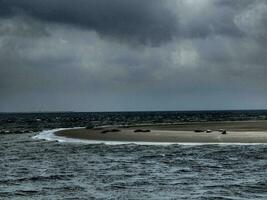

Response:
(55, 121), (267, 143)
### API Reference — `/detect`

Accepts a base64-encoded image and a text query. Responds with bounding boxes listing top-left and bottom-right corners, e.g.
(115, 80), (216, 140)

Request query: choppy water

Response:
(1, 132), (267, 199)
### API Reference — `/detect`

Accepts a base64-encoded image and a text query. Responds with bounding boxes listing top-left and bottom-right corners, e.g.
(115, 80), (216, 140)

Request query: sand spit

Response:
(54, 121), (267, 144)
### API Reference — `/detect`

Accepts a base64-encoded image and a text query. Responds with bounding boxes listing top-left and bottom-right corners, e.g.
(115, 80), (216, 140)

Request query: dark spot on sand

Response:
(134, 129), (151, 133)
(101, 129), (121, 134)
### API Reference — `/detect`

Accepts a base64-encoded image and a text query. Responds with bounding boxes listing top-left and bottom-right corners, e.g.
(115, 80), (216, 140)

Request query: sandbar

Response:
(55, 120), (267, 143)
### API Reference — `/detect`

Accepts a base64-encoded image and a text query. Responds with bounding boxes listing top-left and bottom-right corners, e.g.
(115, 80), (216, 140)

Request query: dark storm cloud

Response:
(0, 0), (178, 45)
(0, 0), (267, 111)
(0, 0), (245, 45)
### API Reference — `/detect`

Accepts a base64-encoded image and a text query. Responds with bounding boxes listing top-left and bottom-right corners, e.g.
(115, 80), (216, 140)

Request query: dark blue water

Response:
(1, 133), (266, 199)
(1, 110), (267, 134)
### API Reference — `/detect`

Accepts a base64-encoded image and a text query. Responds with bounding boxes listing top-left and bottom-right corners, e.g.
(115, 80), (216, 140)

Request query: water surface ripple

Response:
(0, 133), (267, 199)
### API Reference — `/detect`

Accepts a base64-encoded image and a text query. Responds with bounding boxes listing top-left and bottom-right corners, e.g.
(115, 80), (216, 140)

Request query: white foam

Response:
(32, 128), (267, 146)
(33, 128), (76, 142)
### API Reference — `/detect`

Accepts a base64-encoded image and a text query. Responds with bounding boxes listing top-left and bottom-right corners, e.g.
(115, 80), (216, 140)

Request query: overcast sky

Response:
(0, 0), (267, 112)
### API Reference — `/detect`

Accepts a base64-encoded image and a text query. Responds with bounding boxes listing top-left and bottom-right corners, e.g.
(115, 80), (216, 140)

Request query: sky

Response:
(0, 0), (267, 112)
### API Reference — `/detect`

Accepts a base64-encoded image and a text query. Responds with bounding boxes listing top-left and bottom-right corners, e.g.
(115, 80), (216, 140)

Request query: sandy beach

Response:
(56, 120), (267, 143)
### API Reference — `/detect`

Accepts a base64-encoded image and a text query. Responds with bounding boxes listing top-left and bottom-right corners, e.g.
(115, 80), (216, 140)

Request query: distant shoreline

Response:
(56, 120), (267, 143)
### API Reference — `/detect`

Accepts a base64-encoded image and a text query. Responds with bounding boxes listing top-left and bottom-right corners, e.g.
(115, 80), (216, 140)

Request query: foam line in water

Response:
(32, 128), (80, 142)
(33, 128), (267, 146)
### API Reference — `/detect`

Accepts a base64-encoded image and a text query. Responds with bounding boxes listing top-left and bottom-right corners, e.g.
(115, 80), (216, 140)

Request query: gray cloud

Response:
(0, 0), (267, 111)
(0, 0), (248, 45)
(0, 0), (178, 45)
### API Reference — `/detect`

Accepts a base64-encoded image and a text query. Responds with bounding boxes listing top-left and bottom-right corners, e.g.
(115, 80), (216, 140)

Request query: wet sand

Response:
(56, 120), (267, 143)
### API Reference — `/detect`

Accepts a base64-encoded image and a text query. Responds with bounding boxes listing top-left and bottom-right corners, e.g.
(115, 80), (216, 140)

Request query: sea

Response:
(0, 110), (267, 199)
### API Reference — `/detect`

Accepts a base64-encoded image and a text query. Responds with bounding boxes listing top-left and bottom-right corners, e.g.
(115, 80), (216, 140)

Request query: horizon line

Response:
(0, 108), (267, 114)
